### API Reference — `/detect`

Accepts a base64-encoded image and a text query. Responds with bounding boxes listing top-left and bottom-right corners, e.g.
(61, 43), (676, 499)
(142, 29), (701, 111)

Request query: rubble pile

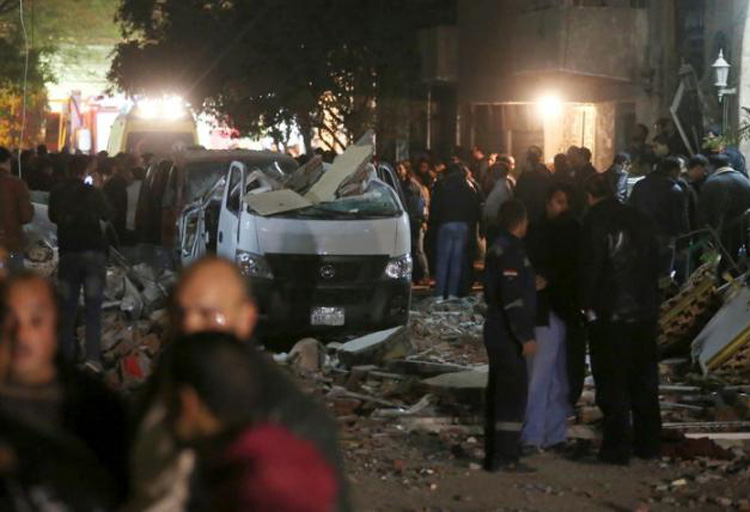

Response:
(95, 256), (174, 390)
(657, 261), (721, 356)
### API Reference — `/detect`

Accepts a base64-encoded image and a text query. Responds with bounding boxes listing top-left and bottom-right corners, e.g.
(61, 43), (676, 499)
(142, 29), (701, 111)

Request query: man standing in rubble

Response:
(580, 174), (662, 465)
(49, 155), (112, 368)
(483, 200), (538, 473)
(0, 147), (34, 274)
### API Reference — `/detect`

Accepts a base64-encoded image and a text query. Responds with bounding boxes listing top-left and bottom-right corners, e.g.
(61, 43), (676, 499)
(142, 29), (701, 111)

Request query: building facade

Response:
(449, 0), (750, 170)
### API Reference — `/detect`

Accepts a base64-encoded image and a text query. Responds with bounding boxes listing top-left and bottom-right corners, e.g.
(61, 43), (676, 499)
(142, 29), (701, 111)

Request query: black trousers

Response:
(565, 316), (587, 407)
(589, 320), (662, 461)
(483, 323), (528, 466)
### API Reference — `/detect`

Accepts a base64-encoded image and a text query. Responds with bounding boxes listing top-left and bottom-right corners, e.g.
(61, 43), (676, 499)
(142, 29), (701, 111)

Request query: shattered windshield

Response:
(271, 180), (402, 220)
(184, 159), (295, 204)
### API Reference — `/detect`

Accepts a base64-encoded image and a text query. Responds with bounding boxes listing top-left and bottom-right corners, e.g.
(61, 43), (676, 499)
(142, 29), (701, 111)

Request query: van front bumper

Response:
(251, 278), (411, 336)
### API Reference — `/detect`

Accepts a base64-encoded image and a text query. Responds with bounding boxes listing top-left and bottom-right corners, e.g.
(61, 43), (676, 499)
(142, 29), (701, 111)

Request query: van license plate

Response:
(311, 307), (345, 326)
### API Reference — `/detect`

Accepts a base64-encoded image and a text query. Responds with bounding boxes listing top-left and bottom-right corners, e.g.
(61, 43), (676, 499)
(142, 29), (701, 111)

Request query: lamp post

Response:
(712, 49), (737, 135)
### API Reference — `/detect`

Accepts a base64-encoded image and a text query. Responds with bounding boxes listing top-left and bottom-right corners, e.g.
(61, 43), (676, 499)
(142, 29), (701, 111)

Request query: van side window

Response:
(227, 167), (242, 215)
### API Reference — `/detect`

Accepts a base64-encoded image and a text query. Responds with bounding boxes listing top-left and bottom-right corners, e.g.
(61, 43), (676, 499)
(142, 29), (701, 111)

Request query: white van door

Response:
(217, 161), (246, 260)
(178, 174), (226, 266)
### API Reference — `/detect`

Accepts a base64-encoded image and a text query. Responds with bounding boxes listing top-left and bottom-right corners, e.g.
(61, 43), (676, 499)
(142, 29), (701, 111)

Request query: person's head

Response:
(1, 272), (58, 385)
(657, 156), (682, 180)
(584, 173), (614, 206)
(655, 118), (675, 136)
(498, 154), (515, 171)
(546, 184), (572, 219)
(687, 154), (710, 183)
(167, 332), (261, 441)
(471, 145), (484, 160)
(396, 160), (412, 181)
(613, 152), (631, 169)
(66, 154), (90, 180)
(417, 158), (431, 175)
(173, 257), (258, 341)
(498, 199), (528, 238)
(0, 247), (8, 281)
(0, 147), (10, 172)
(526, 146), (543, 165)
(567, 146), (584, 168)
(652, 134), (670, 157)
(634, 124), (649, 143)
(580, 147), (592, 164)
(708, 153), (732, 171)
(553, 153), (568, 174)
(36, 145), (48, 156)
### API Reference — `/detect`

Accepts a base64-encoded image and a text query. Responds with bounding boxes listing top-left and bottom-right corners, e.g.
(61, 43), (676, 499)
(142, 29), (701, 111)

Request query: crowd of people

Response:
(394, 126), (750, 473)
(1, 119), (750, 506)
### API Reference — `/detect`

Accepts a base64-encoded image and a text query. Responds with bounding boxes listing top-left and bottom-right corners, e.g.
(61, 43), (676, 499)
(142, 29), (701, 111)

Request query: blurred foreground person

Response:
(483, 200), (537, 473)
(580, 175), (662, 465)
(129, 257), (350, 512)
(522, 185), (580, 451)
(0, 147), (34, 274)
(0, 272), (128, 510)
(167, 332), (337, 512)
(0, 247), (9, 281)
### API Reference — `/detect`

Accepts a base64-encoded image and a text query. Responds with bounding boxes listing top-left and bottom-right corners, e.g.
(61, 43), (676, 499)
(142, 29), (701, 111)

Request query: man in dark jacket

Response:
(0, 147), (34, 274)
(603, 152), (631, 203)
(629, 156), (689, 278)
(555, 146), (596, 218)
(483, 200), (537, 473)
(698, 154), (750, 278)
(430, 164), (481, 299)
(580, 174), (662, 465)
(514, 146), (551, 222)
(522, 184), (580, 450)
(48, 155), (112, 366)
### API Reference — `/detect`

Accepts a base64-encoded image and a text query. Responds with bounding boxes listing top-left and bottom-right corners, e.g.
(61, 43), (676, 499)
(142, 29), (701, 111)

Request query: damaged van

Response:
(178, 137), (412, 334)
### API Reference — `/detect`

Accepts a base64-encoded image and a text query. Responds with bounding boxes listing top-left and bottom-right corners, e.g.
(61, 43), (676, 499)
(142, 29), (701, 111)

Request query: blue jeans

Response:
(58, 251), (107, 363)
(522, 311), (571, 448)
(435, 222), (469, 299)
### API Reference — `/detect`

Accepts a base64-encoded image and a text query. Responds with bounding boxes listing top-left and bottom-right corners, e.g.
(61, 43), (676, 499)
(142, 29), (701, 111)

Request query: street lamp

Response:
(712, 49), (736, 101)
(712, 49), (737, 135)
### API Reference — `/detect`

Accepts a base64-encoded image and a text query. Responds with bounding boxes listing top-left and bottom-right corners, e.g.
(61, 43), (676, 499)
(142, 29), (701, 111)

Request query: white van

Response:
(180, 159), (412, 335)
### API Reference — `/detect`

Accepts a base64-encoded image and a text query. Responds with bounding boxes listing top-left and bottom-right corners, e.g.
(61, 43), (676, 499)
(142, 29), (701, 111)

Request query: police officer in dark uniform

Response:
(483, 199), (538, 473)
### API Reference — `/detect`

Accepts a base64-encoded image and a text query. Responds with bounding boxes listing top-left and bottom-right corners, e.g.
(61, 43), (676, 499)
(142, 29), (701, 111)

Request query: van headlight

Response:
(236, 251), (274, 279)
(384, 254), (413, 280)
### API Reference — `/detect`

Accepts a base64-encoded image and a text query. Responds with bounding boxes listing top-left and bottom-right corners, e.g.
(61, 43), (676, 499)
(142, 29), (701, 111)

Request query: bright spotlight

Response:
(537, 95), (563, 118)
(136, 98), (160, 119)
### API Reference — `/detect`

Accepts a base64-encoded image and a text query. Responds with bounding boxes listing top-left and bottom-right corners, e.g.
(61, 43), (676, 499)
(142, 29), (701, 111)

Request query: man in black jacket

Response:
(48, 155), (112, 366)
(698, 154), (750, 278)
(483, 200), (537, 473)
(430, 164), (481, 300)
(515, 146), (551, 222)
(629, 156), (689, 278)
(603, 152), (631, 203)
(580, 174), (661, 465)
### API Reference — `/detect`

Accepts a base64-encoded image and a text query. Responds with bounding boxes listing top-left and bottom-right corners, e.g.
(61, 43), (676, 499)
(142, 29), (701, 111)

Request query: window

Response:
(226, 167), (243, 215)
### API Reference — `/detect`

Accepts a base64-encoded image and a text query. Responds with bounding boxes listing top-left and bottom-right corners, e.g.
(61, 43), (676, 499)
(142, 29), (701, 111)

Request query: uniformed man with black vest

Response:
(483, 199), (538, 473)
